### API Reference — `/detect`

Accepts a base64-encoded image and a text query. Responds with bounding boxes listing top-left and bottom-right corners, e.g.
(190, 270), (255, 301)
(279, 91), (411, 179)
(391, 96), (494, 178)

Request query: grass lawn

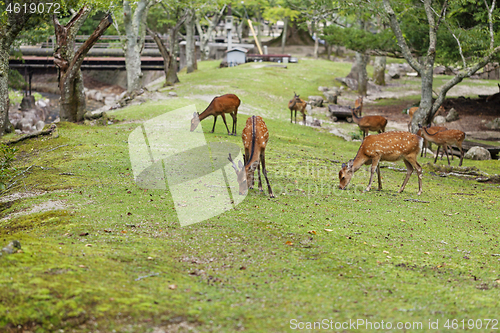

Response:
(1, 59), (499, 332)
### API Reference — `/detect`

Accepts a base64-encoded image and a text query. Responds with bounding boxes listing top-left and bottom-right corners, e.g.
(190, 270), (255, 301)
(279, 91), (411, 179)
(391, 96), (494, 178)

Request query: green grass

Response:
(1, 59), (499, 332)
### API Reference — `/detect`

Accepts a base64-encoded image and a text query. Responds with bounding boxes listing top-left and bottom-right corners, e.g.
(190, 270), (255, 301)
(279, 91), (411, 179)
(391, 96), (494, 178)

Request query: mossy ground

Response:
(1, 59), (499, 332)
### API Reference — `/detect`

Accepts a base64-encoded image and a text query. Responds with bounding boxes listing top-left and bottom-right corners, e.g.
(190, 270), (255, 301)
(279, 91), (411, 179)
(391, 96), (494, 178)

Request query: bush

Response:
(0, 144), (17, 191)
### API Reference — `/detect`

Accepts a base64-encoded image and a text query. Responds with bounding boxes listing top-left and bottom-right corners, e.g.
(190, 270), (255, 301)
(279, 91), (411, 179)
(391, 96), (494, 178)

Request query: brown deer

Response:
(350, 97), (387, 139)
(288, 93), (307, 124)
(486, 83), (500, 102)
(416, 125), (449, 158)
(418, 124), (466, 166)
(190, 94), (240, 135)
(407, 105), (445, 131)
(339, 131), (424, 195)
(228, 116), (274, 198)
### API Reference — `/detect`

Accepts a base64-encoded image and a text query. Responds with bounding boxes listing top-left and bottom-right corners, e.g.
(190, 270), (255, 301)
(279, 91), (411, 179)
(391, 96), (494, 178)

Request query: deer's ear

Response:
(347, 160), (354, 168)
(342, 163), (346, 168)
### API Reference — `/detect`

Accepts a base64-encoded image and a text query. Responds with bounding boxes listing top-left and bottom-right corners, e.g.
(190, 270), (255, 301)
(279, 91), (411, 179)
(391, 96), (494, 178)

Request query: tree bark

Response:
(147, 28), (170, 83)
(123, 0), (151, 93)
(184, 9), (196, 74)
(373, 56), (386, 85)
(196, 7), (224, 61)
(281, 17), (288, 53)
(165, 25), (181, 85)
(53, 6), (112, 122)
(0, 0), (35, 135)
(347, 52), (369, 96)
(312, 20), (319, 59)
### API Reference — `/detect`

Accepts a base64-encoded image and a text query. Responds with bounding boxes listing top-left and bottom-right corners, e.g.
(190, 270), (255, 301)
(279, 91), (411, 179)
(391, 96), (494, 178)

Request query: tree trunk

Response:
(123, 0), (151, 93)
(54, 6), (112, 122)
(196, 7), (224, 61)
(0, 1), (34, 136)
(312, 20), (319, 59)
(165, 26), (180, 85)
(373, 56), (386, 85)
(147, 28), (170, 83)
(347, 52), (369, 96)
(281, 17), (288, 53)
(184, 10), (196, 74)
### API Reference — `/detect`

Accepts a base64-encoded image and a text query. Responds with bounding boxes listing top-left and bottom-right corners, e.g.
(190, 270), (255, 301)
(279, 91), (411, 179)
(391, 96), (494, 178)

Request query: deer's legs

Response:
(230, 112), (237, 135)
(376, 165), (382, 190)
(294, 110), (297, 124)
(399, 159), (414, 193)
(302, 111), (306, 124)
(443, 144), (451, 165)
(365, 158), (381, 192)
(459, 145), (464, 166)
(257, 162), (263, 191)
(260, 151), (275, 198)
(220, 113), (231, 135)
(434, 145), (440, 163)
(290, 110), (293, 123)
(211, 116), (218, 133)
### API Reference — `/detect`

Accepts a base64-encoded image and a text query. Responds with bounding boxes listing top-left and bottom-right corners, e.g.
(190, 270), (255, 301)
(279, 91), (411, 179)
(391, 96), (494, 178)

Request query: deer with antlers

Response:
(288, 93), (307, 124)
(350, 97), (387, 139)
(339, 131), (424, 195)
(418, 124), (466, 166)
(228, 116), (274, 198)
(190, 94), (240, 135)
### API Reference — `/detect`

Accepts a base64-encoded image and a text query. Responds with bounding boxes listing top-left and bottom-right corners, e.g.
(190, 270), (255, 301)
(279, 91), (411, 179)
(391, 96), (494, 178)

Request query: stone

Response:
(388, 67), (400, 79)
(104, 96), (116, 106)
(168, 92), (178, 97)
(308, 96), (324, 107)
(20, 95), (35, 110)
(311, 119), (321, 127)
(434, 66), (446, 75)
(35, 120), (45, 132)
(323, 91), (338, 104)
(1, 240), (21, 254)
(445, 108), (459, 122)
(464, 146), (491, 160)
(94, 91), (103, 102)
(318, 86), (328, 92)
(433, 115), (446, 125)
(485, 118), (500, 130)
(335, 77), (358, 90)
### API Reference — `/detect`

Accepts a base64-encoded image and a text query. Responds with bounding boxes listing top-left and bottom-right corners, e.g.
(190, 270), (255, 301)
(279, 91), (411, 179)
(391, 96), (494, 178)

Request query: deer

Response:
(350, 97), (387, 139)
(228, 116), (274, 198)
(416, 125), (449, 158)
(407, 105), (445, 131)
(339, 131), (424, 195)
(190, 94), (240, 135)
(288, 93), (307, 124)
(486, 83), (500, 102)
(418, 124), (466, 166)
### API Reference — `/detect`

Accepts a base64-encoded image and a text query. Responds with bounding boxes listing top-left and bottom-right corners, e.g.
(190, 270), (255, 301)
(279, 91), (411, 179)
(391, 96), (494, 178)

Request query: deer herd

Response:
(190, 94), (467, 198)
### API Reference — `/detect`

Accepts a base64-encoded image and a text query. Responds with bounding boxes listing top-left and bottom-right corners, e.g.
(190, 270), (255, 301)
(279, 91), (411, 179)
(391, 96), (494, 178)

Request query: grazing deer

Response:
(350, 97), (387, 139)
(418, 125), (466, 166)
(228, 116), (274, 198)
(407, 105), (445, 131)
(190, 94), (240, 135)
(288, 93), (307, 124)
(339, 131), (424, 195)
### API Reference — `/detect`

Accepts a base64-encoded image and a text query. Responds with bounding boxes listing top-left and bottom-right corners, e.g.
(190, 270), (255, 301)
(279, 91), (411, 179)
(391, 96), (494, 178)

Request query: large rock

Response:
(485, 118), (500, 130)
(464, 146), (491, 160)
(335, 77), (358, 90)
(433, 115), (446, 125)
(323, 90), (338, 104)
(445, 108), (459, 122)
(308, 96), (323, 107)
(388, 67), (400, 79)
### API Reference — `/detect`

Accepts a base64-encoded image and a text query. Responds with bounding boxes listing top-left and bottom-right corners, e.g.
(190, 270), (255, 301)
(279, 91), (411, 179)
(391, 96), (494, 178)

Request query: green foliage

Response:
(323, 25), (398, 53)
(0, 144), (16, 191)
(7, 69), (26, 90)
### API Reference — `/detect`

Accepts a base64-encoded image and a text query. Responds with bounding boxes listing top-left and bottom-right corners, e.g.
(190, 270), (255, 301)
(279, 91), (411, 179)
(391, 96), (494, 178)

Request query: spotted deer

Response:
(418, 125), (466, 166)
(416, 125), (449, 158)
(228, 116), (274, 198)
(190, 94), (240, 135)
(350, 97), (387, 139)
(288, 93), (307, 124)
(339, 131), (424, 195)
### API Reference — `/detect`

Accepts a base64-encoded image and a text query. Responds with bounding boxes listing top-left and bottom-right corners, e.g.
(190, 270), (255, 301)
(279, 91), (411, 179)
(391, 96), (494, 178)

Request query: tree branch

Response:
(383, 0), (422, 73)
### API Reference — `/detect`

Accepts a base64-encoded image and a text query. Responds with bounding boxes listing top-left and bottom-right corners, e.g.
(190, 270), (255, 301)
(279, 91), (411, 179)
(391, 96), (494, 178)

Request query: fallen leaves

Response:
(424, 252), (430, 255)
(168, 284), (177, 290)
(383, 250), (390, 254)
(285, 241), (293, 246)
(308, 230), (317, 235)
(324, 229), (333, 232)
